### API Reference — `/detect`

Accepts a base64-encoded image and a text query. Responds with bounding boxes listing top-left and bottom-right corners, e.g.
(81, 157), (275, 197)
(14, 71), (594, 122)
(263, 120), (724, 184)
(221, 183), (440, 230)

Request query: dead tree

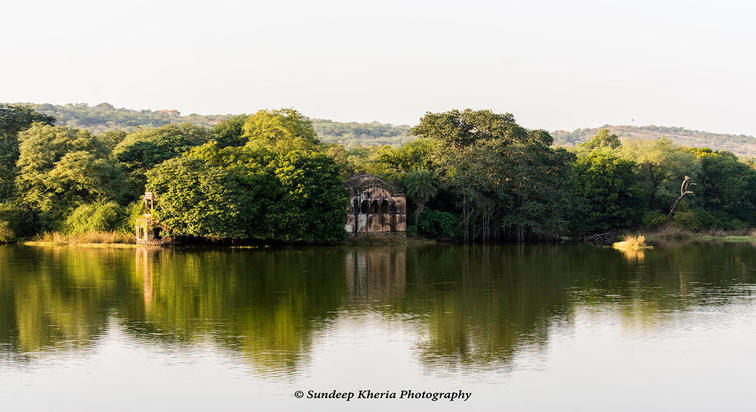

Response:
(667, 176), (695, 221)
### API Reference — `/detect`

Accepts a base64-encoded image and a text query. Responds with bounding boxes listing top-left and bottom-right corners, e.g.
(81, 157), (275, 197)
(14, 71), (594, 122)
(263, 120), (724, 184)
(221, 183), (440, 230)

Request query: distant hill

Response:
(15, 103), (411, 147)
(553, 125), (756, 158)
(8, 103), (755, 156)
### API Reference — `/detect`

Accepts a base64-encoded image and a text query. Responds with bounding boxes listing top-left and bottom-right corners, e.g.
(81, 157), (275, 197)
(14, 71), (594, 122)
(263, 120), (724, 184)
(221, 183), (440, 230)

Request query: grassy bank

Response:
(23, 231), (136, 247)
(643, 226), (756, 243)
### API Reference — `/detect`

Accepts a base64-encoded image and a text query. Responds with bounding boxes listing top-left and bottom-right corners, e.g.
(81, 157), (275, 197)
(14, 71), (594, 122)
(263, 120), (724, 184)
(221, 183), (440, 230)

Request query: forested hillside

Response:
(553, 125), (756, 158)
(12, 103), (755, 157)
(17, 103), (411, 147)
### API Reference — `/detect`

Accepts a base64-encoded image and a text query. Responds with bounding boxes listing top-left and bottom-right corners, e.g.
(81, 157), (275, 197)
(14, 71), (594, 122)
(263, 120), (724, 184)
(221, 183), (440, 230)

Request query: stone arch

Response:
(361, 200), (370, 213)
(380, 199), (389, 213)
(370, 200), (380, 213)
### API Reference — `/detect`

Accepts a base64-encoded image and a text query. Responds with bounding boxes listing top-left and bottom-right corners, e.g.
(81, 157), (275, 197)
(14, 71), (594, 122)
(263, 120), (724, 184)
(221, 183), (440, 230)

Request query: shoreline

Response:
(11, 233), (755, 249)
(14, 236), (441, 249)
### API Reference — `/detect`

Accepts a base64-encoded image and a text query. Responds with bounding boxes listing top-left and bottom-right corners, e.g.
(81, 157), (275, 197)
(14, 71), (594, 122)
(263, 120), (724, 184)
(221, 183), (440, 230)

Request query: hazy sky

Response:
(2, 0), (755, 134)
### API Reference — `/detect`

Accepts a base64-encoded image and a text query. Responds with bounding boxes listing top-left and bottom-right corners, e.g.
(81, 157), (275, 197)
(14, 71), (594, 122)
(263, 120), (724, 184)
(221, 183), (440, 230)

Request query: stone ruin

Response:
(135, 192), (170, 245)
(344, 174), (406, 236)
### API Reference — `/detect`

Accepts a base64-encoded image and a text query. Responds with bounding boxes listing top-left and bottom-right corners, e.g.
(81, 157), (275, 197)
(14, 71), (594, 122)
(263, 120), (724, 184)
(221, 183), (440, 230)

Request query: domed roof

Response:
(344, 174), (403, 195)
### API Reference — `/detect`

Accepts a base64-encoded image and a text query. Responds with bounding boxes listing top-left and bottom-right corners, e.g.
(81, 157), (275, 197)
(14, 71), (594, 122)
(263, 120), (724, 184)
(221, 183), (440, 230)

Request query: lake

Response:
(1, 242), (755, 411)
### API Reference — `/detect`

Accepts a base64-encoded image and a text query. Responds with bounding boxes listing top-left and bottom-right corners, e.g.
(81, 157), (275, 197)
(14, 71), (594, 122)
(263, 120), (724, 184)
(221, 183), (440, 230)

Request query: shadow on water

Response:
(0, 242), (754, 374)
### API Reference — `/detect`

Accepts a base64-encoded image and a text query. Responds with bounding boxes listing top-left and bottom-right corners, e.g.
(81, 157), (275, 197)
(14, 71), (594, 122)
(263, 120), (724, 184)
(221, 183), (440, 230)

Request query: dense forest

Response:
(1, 103), (755, 244)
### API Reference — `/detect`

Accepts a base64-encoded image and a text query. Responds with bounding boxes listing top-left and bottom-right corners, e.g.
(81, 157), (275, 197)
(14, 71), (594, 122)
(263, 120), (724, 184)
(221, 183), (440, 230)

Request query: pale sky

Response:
(2, 0), (755, 135)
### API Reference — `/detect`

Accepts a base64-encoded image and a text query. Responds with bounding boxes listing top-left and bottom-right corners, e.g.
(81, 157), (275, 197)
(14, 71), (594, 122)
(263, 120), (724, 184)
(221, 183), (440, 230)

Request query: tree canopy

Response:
(0, 103), (755, 242)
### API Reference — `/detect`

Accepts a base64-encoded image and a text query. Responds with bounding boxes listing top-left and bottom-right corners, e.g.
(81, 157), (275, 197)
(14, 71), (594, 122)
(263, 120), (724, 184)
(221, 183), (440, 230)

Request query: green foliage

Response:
(2, 103), (756, 241)
(146, 142), (348, 242)
(403, 169), (438, 226)
(413, 209), (457, 238)
(620, 138), (700, 211)
(63, 201), (125, 234)
(112, 123), (213, 200)
(641, 210), (667, 229)
(349, 139), (435, 182)
(404, 169), (437, 204)
(15, 124), (121, 230)
(0, 201), (38, 238)
(572, 149), (642, 233)
(0, 104), (56, 136)
(553, 124), (756, 158)
(243, 109), (320, 152)
(671, 208), (717, 232)
(310, 119), (411, 146)
(147, 156), (253, 239)
(412, 109), (531, 148)
(580, 128), (621, 151)
(16, 103), (412, 147)
(212, 114), (248, 148)
(265, 150), (349, 242)
(96, 130), (127, 151)
(123, 200), (147, 233)
(20, 102), (225, 133)
(413, 109), (573, 240)
(698, 153), (756, 227)
(0, 104), (55, 199)
(14, 103), (756, 157)
(0, 220), (14, 243)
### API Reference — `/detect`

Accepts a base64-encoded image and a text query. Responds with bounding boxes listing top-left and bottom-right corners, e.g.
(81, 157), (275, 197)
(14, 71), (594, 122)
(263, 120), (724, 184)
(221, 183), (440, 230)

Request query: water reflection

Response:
(0, 242), (755, 374)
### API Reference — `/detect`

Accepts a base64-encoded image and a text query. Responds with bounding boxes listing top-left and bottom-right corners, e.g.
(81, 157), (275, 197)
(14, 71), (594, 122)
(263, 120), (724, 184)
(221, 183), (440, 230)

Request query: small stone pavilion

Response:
(344, 174), (407, 236)
(135, 192), (169, 245)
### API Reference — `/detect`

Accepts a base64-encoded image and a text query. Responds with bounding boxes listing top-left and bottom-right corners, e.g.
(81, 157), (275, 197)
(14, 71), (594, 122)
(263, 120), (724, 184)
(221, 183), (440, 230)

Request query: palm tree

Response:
(404, 169), (438, 226)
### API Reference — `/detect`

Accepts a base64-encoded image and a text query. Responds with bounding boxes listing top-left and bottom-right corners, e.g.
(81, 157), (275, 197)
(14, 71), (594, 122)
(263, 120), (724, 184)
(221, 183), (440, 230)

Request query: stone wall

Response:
(344, 175), (407, 236)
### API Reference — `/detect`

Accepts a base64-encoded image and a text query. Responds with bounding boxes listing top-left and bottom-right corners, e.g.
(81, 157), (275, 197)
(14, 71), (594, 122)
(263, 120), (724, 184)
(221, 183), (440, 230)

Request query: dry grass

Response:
(649, 226), (756, 242)
(613, 234), (652, 251)
(33, 231), (136, 245)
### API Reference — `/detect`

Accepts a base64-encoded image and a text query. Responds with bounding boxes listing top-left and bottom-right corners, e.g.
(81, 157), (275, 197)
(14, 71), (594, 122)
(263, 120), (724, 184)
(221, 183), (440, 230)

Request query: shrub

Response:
(412, 209), (458, 239)
(0, 201), (38, 237)
(121, 200), (146, 233)
(613, 234), (650, 250)
(63, 201), (125, 235)
(672, 208), (716, 232)
(0, 220), (15, 243)
(641, 210), (667, 229)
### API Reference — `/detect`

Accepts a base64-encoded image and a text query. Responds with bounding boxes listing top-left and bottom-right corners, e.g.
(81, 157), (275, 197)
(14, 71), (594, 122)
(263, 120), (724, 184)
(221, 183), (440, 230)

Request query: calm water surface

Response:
(1, 242), (755, 411)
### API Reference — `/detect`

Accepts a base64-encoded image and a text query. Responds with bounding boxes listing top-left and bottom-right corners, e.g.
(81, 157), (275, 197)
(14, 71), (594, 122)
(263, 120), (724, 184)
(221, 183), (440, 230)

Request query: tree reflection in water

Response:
(0, 242), (754, 374)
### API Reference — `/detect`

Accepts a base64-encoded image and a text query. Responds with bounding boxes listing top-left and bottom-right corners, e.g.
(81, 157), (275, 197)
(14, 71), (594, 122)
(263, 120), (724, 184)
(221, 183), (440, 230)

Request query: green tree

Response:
(146, 143), (348, 242)
(111, 123), (212, 201)
(265, 151), (349, 242)
(146, 156), (253, 239)
(572, 149), (642, 233)
(697, 152), (756, 227)
(212, 114), (248, 148)
(242, 109), (320, 152)
(579, 128), (621, 151)
(404, 169), (438, 226)
(412, 109), (574, 241)
(620, 138), (700, 211)
(63, 201), (125, 234)
(0, 105), (55, 199)
(96, 130), (127, 152)
(15, 124), (121, 229)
